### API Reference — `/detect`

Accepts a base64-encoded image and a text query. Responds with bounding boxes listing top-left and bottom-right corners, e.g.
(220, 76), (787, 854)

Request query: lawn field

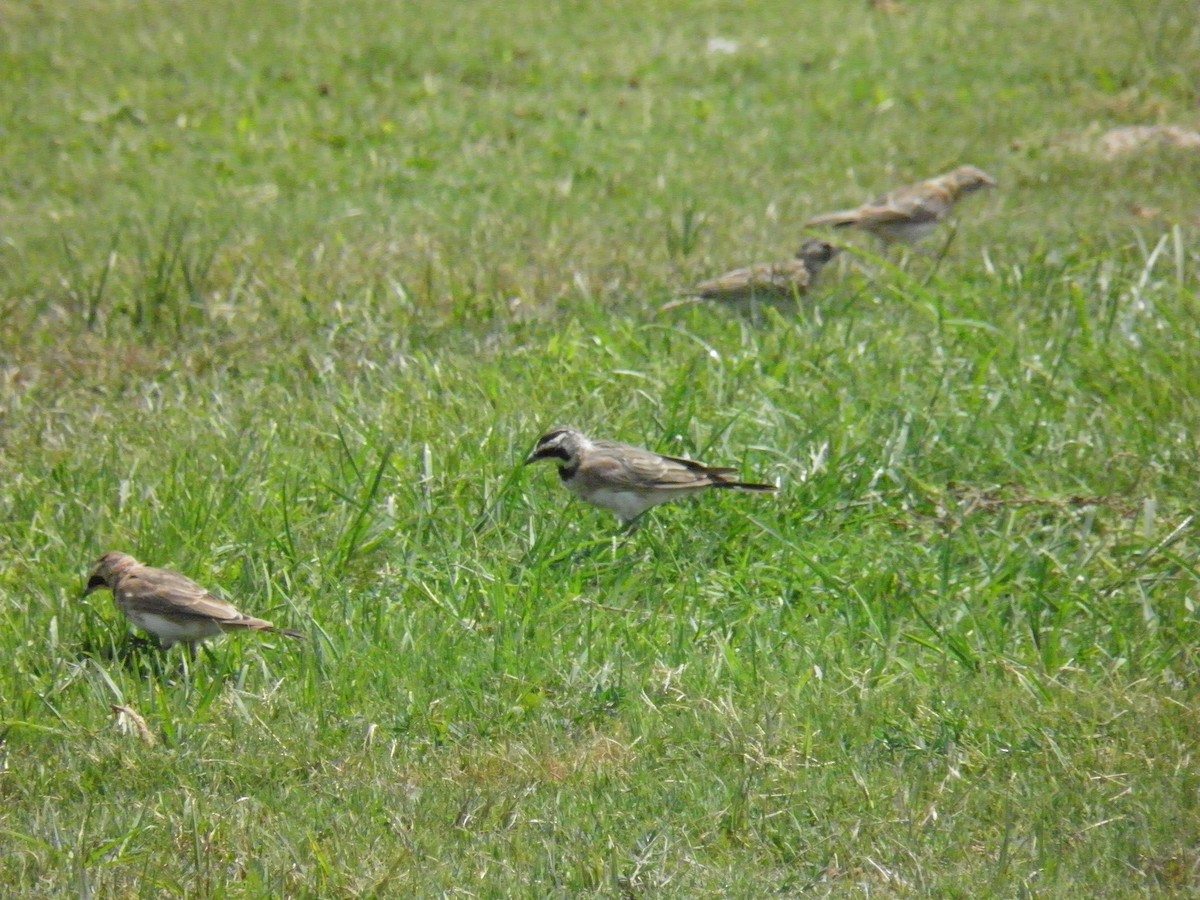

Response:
(3, 0), (1200, 895)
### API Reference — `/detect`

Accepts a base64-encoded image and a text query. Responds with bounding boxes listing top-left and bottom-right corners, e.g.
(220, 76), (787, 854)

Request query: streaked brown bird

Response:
(525, 426), (777, 526)
(805, 165), (996, 245)
(665, 239), (840, 310)
(84, 551), (302, 650)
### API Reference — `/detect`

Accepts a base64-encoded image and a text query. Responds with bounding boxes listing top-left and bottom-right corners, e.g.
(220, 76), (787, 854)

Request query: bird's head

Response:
(797, 239), (841, 275)
(525, 426), (589, 468)
(85, 551), (139, 595)
(947, 166), (997, 196)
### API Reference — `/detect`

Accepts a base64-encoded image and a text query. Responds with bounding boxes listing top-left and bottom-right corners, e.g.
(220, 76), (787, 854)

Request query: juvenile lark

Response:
(805, 165), (996, 246)
(525, 427), (777, 526)
(665, 239), (840, 310)
(84, 551), (302, 650)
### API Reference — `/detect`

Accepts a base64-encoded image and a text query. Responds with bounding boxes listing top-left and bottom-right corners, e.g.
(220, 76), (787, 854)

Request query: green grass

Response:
(3, 0), (1200, 894)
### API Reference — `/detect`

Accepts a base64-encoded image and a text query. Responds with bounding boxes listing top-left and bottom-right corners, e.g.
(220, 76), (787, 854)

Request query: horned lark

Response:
(525, 426), (777, 525)
(664, 239), (840, 310)
(805, 165), (996, 245)
(84, 551), (302, 650)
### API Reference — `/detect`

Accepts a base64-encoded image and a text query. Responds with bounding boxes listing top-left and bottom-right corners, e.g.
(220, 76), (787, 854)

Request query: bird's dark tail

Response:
(714, 480), (778, 493)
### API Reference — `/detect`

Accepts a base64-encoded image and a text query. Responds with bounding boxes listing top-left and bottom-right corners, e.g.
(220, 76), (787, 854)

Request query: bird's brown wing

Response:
(812, 177), (953, 230)
(586, 444), (734, 490)
(869, 183), (954, 223)
(694, 261), (807, 299)
(693, 264), (759, 296)
(120, 566), (252, 624)
(654, 452), (739, 478)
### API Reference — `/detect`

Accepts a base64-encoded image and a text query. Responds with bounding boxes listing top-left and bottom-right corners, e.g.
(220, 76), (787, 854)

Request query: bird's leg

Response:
(609, 514), (651, 554)
(919, 221), (958, 286)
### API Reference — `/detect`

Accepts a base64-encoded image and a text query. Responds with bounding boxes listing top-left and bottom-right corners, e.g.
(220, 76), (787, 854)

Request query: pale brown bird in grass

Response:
(663, 239), (840, 311)
(805, 165), (996, 245)
(84, 551), (302, 650)
(525, 426), (777, 526)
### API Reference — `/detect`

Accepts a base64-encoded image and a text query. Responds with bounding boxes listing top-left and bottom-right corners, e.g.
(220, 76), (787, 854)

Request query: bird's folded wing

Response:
(694, 265), (757, 294)
(633, 453), (741, 488)
(655, 453), (739, 477)
(696, 262), (803, 296)
(755, 262), (805, 290)
(122, 570), (246, 622)
(576, 452), (697, 490)
(855, 199), (936, 225)
(881, 184), (955, 219)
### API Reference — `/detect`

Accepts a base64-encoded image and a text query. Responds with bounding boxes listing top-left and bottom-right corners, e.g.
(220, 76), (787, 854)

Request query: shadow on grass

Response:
(72, 634), (231, 683)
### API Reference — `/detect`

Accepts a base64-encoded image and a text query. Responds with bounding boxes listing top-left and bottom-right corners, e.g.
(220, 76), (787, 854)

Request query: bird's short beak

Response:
(523, 452), (538, 466)
(84, 575), (105, 595)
